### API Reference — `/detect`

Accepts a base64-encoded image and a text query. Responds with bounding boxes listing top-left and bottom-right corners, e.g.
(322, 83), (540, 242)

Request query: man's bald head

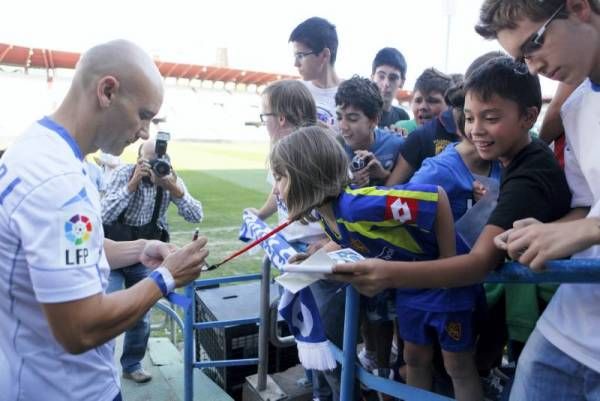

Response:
(74, 40), (162, 94)
(139, 139), (157, 160)
(58, 40), (165, 156)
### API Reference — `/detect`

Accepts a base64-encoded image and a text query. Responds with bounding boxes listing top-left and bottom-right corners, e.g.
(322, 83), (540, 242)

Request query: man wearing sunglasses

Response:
(476, 1), (600, 400)
(289, 17), (342, 132)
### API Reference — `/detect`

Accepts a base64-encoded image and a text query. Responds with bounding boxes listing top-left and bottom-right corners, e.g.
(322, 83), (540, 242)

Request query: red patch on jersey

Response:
(384, 196), (418, 224)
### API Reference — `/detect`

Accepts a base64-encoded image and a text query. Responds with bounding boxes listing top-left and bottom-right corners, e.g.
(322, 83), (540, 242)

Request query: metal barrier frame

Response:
(183, 257), (272, 401)
(338, 260), (600, 400)
(183, 258), (600, 401)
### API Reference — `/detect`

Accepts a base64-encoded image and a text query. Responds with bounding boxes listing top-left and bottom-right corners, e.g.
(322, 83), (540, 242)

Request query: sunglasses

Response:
(514, 3), (566, 74)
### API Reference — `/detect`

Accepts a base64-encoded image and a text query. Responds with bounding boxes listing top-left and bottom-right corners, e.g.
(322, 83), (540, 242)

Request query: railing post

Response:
(257, 256), (271, 391)
(184, 283), (195, 401)
(340, 285), (360, 401)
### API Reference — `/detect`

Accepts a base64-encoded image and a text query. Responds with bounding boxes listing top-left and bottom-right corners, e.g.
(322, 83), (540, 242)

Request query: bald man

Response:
(0, 40), (209, 401)
(101, 138), (203, 383)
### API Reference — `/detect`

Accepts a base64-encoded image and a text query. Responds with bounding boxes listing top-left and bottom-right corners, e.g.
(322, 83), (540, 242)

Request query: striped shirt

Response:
(101, 164), (203, 229)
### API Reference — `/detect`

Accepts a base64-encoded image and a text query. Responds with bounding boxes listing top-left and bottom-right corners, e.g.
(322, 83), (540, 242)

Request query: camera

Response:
(149, 131), (171, 177)
(351, 154), (369, 171)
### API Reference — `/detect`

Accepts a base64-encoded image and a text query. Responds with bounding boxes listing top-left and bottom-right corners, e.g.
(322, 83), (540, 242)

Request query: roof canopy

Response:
(0, 42), (297, 86)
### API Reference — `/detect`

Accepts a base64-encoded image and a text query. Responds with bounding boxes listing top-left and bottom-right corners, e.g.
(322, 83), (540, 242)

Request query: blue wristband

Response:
(149, 270), (168, 297)
(148, 268), (192, 309)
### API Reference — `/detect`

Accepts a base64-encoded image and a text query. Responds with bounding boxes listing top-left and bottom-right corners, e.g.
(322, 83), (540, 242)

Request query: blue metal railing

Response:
(339, 259), (600, 401)
(183, 259), (600, 401)
(184, 272), (262, 401)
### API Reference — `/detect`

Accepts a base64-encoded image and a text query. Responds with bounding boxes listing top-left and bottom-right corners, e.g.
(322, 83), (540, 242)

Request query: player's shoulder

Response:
(1, 121), (86, 210)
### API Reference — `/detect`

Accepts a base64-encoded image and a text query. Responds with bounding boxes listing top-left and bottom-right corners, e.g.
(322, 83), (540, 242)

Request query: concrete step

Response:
(115, 335), (233, 401)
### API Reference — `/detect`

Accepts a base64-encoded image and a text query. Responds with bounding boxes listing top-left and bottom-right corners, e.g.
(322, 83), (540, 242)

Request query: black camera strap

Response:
(150, 187), (164, 227)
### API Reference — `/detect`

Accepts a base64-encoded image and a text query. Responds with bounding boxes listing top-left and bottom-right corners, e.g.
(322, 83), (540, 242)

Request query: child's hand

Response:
(366, 157), (389, 181)
(502, 217), (597, 271)
(327, 259), (390, 297)
(351, 166), (370, 187)
(287, 253), (309, 264)
(473, 180), (487, 202)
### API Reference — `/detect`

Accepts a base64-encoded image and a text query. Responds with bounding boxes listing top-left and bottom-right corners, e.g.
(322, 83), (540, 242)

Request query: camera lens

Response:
(351, 155), (366, 171)
(151, 159), (171, 177)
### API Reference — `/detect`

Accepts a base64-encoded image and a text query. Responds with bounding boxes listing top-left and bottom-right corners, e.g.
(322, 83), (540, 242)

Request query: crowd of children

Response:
(247, 1), (600, 400)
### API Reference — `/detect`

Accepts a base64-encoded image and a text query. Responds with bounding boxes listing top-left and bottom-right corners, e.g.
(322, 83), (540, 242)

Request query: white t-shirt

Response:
(301, 80), (339, 133)
(0, 117), (118, 401)
(537, 79), (600, 372)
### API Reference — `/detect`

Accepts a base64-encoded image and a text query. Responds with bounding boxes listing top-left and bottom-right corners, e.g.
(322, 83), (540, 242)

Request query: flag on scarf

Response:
(239, 211), (337, 370)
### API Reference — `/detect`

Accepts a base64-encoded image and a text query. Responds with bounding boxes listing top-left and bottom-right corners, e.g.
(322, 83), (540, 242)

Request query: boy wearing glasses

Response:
(289, 17), (342, 132)
(476, 1), (600, 399)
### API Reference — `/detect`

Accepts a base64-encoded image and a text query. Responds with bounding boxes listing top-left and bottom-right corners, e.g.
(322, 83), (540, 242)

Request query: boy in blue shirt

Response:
(332, 56), (572, 401)
(336, 76), (405, 188)
(334, 76), (406, 383)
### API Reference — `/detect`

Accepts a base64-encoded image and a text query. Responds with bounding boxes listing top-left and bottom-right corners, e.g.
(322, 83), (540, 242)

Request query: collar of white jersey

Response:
(38, 116), (84, 161)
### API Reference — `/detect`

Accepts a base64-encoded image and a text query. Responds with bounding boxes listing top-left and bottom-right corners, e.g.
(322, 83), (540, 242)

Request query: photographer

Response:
(101, 136), (203, 383)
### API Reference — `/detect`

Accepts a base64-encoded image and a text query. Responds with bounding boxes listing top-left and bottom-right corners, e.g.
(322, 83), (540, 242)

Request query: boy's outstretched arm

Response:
(330, 197), (505, 297)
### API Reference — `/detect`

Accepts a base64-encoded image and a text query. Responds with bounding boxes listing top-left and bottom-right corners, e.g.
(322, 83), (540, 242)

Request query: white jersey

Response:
(0, 117), (119, 401)
(301, 80), (339, 133)
(537, 79), (600, 372)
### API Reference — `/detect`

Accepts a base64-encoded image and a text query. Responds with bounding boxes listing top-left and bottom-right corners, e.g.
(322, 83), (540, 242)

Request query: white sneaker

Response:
(390, 340), (399, 365)
(357, 348), (378, 372)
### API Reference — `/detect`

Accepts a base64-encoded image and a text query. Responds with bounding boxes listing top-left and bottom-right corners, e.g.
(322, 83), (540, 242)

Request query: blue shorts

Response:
(396, 305), (476, 352)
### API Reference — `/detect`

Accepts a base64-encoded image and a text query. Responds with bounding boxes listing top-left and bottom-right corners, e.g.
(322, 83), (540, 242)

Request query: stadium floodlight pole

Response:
(442, 0), (456, 72)
(203, 219), (294, 271)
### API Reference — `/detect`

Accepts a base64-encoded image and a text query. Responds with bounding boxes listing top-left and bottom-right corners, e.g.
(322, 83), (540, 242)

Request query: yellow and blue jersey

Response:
(320, 183), (440, 262)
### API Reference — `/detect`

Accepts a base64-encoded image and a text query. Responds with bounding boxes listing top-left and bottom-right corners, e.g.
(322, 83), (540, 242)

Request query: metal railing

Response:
(182, 257), (600, 401)
(151, 299), (184, 344)
(183, 257), (271, 401)
(338, 259), (600, 400)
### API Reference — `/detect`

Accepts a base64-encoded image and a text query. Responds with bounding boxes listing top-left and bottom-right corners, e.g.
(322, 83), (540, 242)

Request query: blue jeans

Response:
(510, 328), (600, 401)
(107, 262), (151, 373)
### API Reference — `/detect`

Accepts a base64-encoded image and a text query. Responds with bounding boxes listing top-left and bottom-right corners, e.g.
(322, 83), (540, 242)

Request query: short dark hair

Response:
(289, 17), (338, 65)
(335, 75), (383, 120)
(446, 51), (506, 134)
(413, 68), (453, 96)
(474, 0), (597, 39)
(465, 51), (506, 78)
(464, 56), (541, 114)
(372, 47), (407, 79)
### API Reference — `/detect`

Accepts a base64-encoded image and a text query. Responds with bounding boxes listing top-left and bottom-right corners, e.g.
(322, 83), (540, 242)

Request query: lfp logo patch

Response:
(64, 214), (93, 246)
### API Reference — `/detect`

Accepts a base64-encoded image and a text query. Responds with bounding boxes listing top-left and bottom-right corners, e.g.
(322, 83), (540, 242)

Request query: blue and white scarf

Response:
(239, 211), (336, 370)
